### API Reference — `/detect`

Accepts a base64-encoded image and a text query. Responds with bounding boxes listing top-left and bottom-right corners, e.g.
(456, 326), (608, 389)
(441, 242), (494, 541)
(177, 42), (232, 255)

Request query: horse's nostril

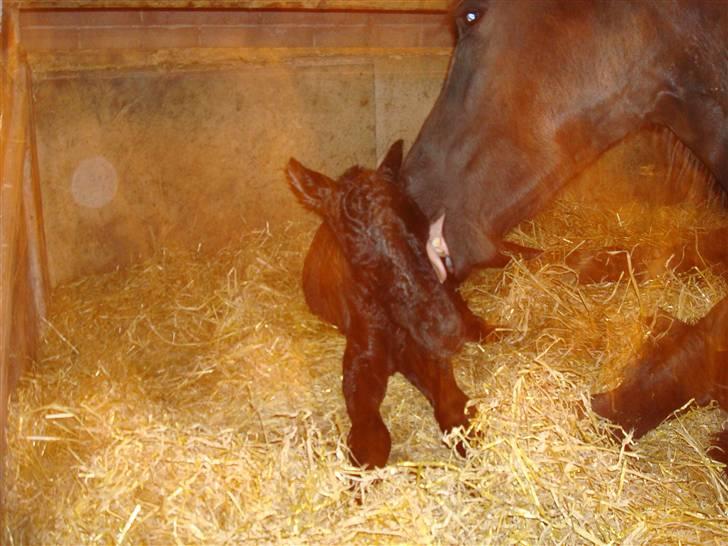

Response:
(444, 255), (454, 274)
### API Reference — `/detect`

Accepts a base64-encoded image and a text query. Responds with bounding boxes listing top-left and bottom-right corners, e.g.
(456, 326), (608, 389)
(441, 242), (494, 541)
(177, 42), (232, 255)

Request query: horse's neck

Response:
(649, 3), (728, 189)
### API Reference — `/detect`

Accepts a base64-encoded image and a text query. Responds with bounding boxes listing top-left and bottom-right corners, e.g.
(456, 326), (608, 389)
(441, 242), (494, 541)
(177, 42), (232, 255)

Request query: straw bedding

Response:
(5, 176), (728, 544)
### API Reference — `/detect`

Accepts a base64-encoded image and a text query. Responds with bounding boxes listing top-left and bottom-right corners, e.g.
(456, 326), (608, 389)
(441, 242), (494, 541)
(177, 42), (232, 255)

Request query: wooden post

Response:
(0, 4), (28, 523)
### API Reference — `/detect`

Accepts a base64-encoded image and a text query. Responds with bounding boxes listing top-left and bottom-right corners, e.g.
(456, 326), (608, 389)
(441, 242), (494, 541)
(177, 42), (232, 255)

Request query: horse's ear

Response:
(286, 158), (335, 215)
(377, 139), (404, 180)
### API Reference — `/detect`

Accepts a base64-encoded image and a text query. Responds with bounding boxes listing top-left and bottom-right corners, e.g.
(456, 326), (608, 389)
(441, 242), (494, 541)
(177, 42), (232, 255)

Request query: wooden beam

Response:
(12, 0), (448, 11)
(28, 46), (451, 76)
(0, 4), (28, 523)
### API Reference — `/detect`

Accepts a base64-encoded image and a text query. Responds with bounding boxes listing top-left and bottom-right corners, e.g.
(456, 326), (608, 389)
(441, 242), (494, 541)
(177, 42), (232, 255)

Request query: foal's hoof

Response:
(444, 419), (482, 458)
(348, 421), (392, 469)
(451, 434), (476, 458)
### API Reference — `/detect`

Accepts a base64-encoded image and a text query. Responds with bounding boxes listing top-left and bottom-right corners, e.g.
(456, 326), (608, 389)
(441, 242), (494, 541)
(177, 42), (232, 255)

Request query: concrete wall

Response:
(31, 49), (450, 286)
(20, 9), (454, 286)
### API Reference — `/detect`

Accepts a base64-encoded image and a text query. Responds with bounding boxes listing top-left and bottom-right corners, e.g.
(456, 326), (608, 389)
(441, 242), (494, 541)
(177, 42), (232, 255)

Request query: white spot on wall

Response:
(71, 156), (118, 208)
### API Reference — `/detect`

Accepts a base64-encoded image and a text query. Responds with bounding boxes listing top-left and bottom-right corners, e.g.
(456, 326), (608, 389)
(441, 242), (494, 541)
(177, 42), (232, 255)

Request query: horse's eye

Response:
(464, 9), (480, 25)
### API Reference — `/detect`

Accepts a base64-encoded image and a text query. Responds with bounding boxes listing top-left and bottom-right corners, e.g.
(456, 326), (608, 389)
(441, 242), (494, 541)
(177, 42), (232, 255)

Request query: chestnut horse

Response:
(401, 1), (728, 470)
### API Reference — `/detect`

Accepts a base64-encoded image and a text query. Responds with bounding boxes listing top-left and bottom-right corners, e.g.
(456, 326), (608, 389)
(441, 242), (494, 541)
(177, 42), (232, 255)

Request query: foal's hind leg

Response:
(342, 336), (392, 468)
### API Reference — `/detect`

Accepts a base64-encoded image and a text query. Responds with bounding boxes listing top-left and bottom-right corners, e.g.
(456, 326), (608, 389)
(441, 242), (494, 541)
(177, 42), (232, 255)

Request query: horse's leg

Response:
(563, 246), (645, 283)
(342, 335), (392, 468)
(591, 295), (728, 439)
(563, 226), (728, 283)
(682, 227), (728, 276)
(708, 430), (728, 477)
(448, 286), (498, 343)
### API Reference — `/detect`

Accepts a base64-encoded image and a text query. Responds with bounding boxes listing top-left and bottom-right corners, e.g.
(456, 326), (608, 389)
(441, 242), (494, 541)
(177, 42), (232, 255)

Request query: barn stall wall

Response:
(19, 3), (453, 286)
(3, 0), (454, 521)
(1, 6), (52, 519)
(2, 0), (724, 538)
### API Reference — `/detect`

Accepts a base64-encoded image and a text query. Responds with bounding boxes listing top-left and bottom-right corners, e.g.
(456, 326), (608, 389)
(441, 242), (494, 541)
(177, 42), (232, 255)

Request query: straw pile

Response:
(5, 174), (728, 544)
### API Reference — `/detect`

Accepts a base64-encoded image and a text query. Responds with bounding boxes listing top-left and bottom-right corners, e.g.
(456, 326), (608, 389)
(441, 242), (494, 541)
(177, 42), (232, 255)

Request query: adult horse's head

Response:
(403, 0), (727, 280)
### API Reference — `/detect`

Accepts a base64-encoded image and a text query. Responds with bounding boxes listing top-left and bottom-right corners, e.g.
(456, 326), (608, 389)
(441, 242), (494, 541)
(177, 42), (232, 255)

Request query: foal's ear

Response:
(377, 139), (404, 180)
(286, 158), (335, 215)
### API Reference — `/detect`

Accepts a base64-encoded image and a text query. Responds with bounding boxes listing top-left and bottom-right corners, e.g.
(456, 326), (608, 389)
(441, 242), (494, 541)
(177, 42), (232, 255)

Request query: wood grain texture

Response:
(27, 46), (451, 74)
(13, 0), (448, 11)
(23, 64), (50, 334)
(0, 4), (46, 520)
(0, 5), (26, 523)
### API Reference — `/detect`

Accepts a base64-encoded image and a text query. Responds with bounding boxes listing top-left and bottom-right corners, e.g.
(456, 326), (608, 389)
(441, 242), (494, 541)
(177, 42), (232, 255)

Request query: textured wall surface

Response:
(32, 52), (450, 285)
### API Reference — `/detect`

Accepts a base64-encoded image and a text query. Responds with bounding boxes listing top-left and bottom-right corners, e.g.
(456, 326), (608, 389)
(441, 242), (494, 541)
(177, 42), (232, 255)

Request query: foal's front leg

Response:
(398, 348), (473, 448)
(342, 334), (392, 468)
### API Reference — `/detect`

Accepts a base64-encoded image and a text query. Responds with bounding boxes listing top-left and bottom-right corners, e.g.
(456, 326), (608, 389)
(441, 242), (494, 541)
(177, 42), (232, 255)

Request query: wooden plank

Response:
(0, 12), (7, 525)
(28, 46), (451, 76)
(12, 0), (448, 11)
(9, 192), (37, 400)
(0, 5), (28, 524)
(23, 64), (50, 332)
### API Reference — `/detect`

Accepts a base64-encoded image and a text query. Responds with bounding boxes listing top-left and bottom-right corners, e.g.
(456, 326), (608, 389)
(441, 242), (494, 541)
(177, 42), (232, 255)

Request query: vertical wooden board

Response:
(8, 202), (37, 392)
(0, 10), (6, 528)
(0, 5), (27, 523)
(22, 66), (50, 326)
